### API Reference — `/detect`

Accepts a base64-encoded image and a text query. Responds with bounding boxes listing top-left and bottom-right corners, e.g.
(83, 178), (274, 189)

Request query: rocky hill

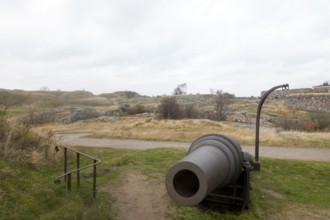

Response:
(1, 88), (329, 131)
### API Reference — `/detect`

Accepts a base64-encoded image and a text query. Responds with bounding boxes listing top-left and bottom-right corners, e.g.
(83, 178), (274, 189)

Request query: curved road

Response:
(57, 133), (330, 162)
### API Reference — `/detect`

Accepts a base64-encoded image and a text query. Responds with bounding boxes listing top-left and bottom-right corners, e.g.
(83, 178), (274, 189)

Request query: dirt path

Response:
(106, 172), (172, 220)
(57, 133), (330, 161)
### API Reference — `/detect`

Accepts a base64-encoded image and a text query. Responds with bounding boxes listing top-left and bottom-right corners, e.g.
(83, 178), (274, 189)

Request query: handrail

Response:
(53, 146), (102, 198)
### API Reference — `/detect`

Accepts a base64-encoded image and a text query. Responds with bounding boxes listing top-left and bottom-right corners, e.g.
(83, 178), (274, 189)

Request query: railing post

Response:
(67, 173), (72, 192)
(64, 147), (68, 183)
(93, 159), (97, 198)
(77, 153), (80, 189)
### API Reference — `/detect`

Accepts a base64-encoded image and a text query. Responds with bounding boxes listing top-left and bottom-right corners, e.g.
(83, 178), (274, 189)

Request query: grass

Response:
(37, 116), (330, 148)
(254, 159), (330, 207)
(88, 147), (330, 219)
(0, 159), (114, 220)
(1, 147), (330, 219)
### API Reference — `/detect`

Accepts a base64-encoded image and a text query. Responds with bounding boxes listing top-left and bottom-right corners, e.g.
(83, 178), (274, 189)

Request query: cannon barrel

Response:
(165, 134), (248, 206)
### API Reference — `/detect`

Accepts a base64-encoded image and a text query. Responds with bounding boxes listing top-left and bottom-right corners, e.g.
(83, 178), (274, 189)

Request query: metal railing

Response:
(53, 146), (101, 198)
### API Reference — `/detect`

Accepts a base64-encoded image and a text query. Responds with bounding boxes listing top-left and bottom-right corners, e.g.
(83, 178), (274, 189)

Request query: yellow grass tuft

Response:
(36, 116), (330, 148)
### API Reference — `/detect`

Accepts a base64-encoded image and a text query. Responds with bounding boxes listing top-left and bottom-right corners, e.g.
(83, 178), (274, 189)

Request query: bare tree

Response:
(40, 86), (50, 92)
(173, 83), (187, 95)
(213, 90), (234, 121)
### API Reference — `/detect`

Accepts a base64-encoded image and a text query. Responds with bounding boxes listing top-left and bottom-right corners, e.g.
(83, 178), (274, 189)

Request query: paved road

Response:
(57, 133), (330, 162)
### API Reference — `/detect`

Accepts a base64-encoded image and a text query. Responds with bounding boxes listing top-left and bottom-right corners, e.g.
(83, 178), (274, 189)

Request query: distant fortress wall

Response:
(262, 88), (314, 99)
(261, 85), (330, 113)
(286, 94), (330, 113)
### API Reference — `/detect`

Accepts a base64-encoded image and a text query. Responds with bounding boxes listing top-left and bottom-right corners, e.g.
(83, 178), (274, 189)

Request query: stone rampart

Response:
(261, 86), (330, 112)
(285, 94), (330, 113)
(262, 88), (313, 99)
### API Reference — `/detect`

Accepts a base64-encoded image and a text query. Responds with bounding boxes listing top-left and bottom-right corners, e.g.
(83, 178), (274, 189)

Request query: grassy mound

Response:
(0, 90), (63, 108)
(59, 91), (110, 106)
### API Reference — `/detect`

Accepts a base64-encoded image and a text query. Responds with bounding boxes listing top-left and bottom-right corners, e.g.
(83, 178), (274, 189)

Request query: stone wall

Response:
(262, 88), (313, 99)
(262, 86), (330, 99)
(286, 94), (330, 112)
(261, 85), (330, 112)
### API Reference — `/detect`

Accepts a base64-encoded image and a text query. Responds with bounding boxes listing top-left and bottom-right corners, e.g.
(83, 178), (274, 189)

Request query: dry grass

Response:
(0, 119), (59, 164)
(36, 116), (330, 148)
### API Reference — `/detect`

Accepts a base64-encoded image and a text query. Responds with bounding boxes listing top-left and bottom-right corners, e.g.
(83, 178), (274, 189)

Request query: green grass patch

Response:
(0, 159), (114, 220)
(254, 158), (330, 207)
(78, 147), (330, 219)
(1, 147), (329, 219)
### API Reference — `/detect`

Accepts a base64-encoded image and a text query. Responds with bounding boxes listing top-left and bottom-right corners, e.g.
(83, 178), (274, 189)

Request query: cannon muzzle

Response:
(166, 134), (251, 207)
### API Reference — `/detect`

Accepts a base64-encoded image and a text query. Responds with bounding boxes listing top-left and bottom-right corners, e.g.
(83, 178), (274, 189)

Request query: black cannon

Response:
(166, 134), (253, 209)
(165, 84), (289, 211)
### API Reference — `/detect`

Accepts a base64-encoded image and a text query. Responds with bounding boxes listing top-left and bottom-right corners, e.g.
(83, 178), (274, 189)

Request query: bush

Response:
(310, 112), (330, 131)
(157, 96), (183, 119)
(21, 110), (56, 126)
(278, 112), (330, 132)
(0, 118), (57, 164)
(132, 104), (146, 114)
(117, 104), (147, 116)
(182, 104), (199, 119)
(278, 117), (319, 132)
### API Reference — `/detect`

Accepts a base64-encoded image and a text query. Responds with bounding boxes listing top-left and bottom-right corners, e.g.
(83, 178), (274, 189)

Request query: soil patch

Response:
(107, 172), (173, 220)
(284, 205), (330, 220)
(259, 188), (284, 199)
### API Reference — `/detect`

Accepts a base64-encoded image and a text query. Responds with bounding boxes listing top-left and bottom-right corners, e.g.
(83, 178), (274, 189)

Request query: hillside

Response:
(1, 88), (329, 132)
(0, 89), (63, 108)
(1, 89), (329, 219)
(0, 89), (149, 108)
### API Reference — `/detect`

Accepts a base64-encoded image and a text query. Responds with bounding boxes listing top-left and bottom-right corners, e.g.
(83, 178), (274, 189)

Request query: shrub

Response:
(310, 112), (330, 131)
(0, 118), (57, 164)
(302, 120), (320, 132)
(129, 104), (146, 115)
(157, 96), (183, 119)
(115, 104), (149, 116)
(119, 104), (131, 114)
(278, 111), (330, 132)
(21, 110), (56, 126)
(278, 117), (320, 132)
(182, 104), (199, 119)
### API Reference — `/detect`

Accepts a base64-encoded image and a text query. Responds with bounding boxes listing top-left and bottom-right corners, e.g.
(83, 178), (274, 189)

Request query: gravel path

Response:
(57, 133), (330, 161)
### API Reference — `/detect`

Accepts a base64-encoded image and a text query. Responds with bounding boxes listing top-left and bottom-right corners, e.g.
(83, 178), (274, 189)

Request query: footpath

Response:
(57, 133), (330, 162)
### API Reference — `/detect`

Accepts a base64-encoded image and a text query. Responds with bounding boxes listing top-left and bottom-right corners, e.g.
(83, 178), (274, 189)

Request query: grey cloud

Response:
(0, 0), (329, 96)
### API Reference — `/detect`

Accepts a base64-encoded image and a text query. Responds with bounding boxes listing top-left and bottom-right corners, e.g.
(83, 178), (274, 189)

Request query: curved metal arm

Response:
(254, 84), (289, 170)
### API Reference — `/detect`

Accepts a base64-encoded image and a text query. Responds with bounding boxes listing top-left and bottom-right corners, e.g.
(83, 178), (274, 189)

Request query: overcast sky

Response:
(1, 0), (329, 97)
